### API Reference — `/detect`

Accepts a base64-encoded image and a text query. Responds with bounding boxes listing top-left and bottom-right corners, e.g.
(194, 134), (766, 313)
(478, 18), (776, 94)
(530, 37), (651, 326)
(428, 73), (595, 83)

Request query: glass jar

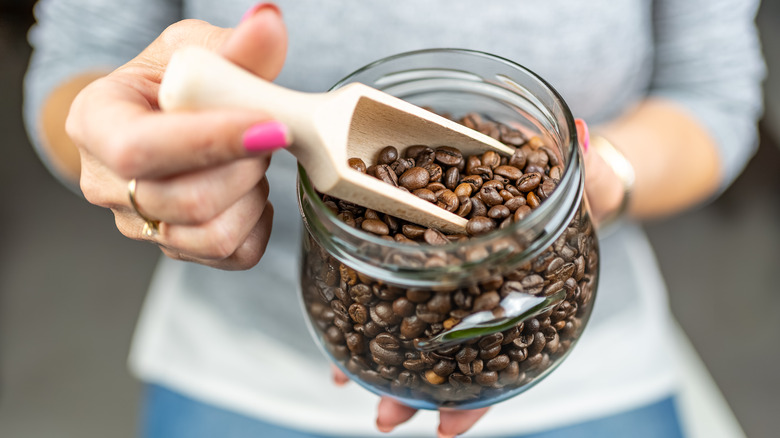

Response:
(297, 49), (599, 410)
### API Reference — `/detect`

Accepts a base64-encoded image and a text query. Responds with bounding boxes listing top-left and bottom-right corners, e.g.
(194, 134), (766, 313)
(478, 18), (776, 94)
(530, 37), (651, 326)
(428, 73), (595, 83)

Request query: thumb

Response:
(220, 3), (288, 81)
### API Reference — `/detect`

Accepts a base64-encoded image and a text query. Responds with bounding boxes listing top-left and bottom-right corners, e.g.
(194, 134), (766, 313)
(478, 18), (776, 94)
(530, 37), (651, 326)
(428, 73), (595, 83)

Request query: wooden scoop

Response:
(159, 46), (515, 233)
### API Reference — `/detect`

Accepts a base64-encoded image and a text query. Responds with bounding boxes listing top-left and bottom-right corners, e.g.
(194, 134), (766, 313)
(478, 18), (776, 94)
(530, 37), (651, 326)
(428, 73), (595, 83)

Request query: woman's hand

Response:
(66, 4), (288, 270)
(332, 366), (489, 438)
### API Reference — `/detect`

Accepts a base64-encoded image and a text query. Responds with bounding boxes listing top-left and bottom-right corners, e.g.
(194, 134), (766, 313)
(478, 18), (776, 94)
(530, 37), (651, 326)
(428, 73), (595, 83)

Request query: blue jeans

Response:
(141, 384), (685, 438)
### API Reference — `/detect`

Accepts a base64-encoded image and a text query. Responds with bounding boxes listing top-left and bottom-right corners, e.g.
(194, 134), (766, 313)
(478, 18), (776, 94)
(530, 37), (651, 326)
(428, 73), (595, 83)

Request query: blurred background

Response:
(1, 1), (779, 437)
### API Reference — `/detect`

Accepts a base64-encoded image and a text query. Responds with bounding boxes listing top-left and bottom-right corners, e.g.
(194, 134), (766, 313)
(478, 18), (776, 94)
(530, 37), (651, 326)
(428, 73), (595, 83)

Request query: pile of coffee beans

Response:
(301, 113), (598, 406)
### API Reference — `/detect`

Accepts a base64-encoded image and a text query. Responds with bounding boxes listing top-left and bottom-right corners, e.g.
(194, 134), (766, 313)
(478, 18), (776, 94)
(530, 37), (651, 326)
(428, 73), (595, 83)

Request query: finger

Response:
(437, 407), (490, 438)
(69, 78), (288, 179)
(583, 142), (624, 224)
(376, 397), (417, 433)
(136, 156), (271, 225)
(158, 178), (270, 260)
(220, 3), (288, 80)
(159, 200), (274, 271)
(115, 178), (269, 260)
(331, 365), (350, 386)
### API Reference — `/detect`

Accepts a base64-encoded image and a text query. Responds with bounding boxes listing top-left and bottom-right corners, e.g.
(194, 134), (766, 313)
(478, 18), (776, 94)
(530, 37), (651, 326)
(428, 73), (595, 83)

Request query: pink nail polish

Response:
(243, 121), (291, 152)
(240, 2), (281, 23)
(575, 118), (590, 154)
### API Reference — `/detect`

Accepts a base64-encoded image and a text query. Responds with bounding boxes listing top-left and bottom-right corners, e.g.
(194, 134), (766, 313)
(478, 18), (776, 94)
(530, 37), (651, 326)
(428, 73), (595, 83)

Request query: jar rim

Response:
(297, 48), (583, 282)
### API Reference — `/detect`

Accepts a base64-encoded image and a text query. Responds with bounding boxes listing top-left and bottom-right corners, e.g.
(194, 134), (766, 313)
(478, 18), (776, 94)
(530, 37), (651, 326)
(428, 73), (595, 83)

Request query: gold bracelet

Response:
(590, 135), (635, 228)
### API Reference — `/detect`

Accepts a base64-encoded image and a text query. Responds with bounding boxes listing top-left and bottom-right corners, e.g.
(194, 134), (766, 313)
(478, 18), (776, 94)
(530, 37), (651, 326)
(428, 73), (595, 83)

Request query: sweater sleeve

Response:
(650, 0), (766, 191)
(23, 0), (182, 188)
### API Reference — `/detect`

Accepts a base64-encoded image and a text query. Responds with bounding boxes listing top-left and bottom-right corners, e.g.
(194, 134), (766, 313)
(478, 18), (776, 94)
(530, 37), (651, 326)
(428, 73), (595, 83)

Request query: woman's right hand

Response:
(67, 4), (288, 270)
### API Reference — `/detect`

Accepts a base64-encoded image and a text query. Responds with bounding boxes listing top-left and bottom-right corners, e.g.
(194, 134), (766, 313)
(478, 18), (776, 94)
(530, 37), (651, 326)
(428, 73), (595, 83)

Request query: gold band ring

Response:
(128, 178), (160, 237)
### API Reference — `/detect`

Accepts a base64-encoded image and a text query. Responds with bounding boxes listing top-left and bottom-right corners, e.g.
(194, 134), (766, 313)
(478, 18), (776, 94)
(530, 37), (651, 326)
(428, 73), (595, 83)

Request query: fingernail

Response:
(437, 427), (456, 438)
(376, 420), (394, 433)
(240, 2), (281, 23)
(575, 118), (590, 154)
(243, 120), (291, 152)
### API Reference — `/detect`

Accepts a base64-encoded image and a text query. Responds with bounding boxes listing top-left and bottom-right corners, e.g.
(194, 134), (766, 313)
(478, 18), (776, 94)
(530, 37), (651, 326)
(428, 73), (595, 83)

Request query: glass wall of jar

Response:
(297, 49), (599, 410)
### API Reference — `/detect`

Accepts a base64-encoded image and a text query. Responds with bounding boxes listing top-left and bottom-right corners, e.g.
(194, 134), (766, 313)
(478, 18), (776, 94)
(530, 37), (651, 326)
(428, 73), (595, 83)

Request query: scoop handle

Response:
(158, 46), (321, 140)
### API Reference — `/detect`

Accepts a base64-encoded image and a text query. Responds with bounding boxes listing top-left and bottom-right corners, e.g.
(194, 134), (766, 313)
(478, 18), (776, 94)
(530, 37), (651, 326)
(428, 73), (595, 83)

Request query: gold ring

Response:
(128, 178), (160, 237)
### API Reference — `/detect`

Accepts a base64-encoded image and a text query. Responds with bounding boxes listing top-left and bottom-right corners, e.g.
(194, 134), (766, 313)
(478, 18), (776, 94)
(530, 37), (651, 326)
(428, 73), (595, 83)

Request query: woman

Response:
(24, 1), (764, 436)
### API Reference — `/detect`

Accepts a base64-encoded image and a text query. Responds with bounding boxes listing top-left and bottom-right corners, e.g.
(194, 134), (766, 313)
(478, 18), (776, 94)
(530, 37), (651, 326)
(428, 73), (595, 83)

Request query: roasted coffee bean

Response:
(347, 157), (367, 173)
(433, 359), (457, 377)
(470, 197), (488, 218)
(517, 172), (542, 192)
(513, 204), (532, 221)
(479, 344), (501, 360)
(527, 191), (541, 208)
(378, 146), (399, 164)
(444, 167), (460, 190)
(435, 146), (464, 167)
(481, 151), (501, 169)
(349, 284), (373, 305)
(475, 371), (499, 386)
(374, 164), (399, 187)
(401, 224), (427, 240)
(324, 325), (345, 344)
(400, 316), (427, 339)
(405, 145), (432, 159)
(456, 196), (472, 217)
(456, 346), (479, 364)
(488, 204), (511, 220)
(392, 297), (416, 317)
(399, 167), (430, 190)
(390, 157), (415, 176)
(362, 218), (390, 236)
(479, 185), (504, 206)
(423, 228), (450, 246)
(424, 163), (443, 182)
(346, 331), (366, 354)
(486, 354), (510, 371)
(454, 182), (474, 198)
(371, 301), (401, 326)
(466, 216), (496, 236)
(411, 188), (437, 204)
(504, 196), (526, 212)
(348, 303), (369, 324)
(370, 335), (404, 365)
(437, 189), (460, 212)
(461, 174), (484, 191)
(406, 289), (432, 303)
(494, 165), (523, 180)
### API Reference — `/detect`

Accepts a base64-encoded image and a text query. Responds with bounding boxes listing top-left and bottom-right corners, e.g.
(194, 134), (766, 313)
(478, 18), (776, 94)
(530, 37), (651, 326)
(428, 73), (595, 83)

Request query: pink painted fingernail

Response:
(243, 121), (291, 152)
(575, 118), (590, 154)
(240, 2), (281, 23)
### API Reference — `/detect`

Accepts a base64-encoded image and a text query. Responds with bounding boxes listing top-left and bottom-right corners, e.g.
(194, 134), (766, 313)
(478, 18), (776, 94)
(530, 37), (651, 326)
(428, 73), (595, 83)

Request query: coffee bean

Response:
(476, 371), (499, 386)
(517, 172), (542, 192)
(466, 216), (496, 236)
(472, 291), (500, 311)
(390, 157), (415, 176)
(436, 189), (459, 212)
(423, 228), (450, 246)
(405, 145), (433, 160)
(375, 164), (399, 186)
(348, 303), (369, 324)
(481, 151), (501, 169)
(458, 359), (484, 376)
(362, 218), (389, 236)
(392, 297), (416, 317)
(435, 146), (464, 167)
(399, 167), (430, 190)
(412, 188), (437, 203)
(488, 204), (511, 220)
(348, 158), (367, 173)
(444, 167), (460, 190)
(494, 165), (523, 180)
(378, 146), (399, 164)
(400, 316), (427, 339)
(486, 354), (510, 371)
(433, 359), (457, 377)
(527, 191), (541, 208)
(424, 369), (447, 385)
